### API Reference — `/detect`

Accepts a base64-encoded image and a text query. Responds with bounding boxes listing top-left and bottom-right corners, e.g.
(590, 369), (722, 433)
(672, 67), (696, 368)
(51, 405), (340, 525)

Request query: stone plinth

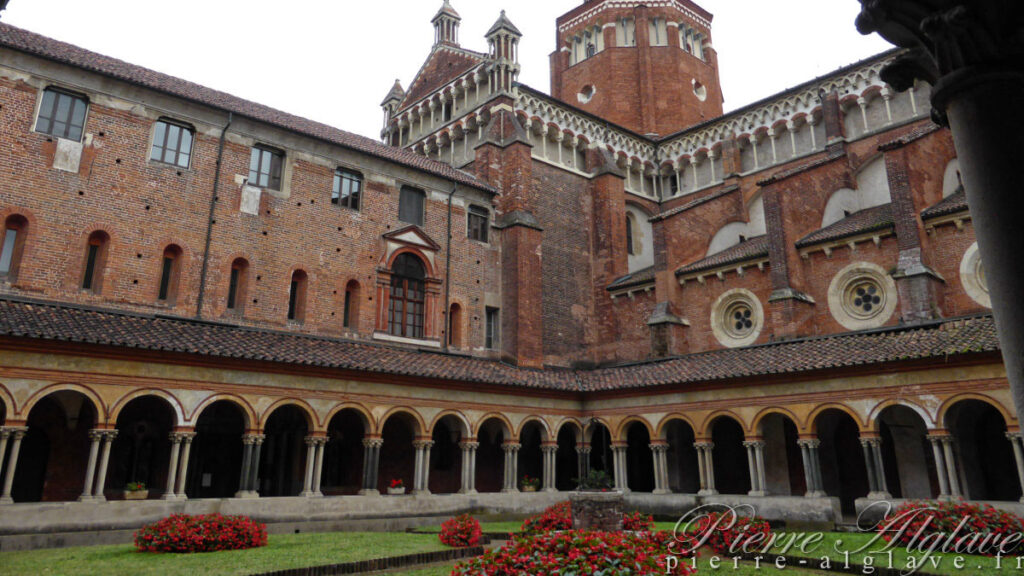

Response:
(569, 490), (624, 531)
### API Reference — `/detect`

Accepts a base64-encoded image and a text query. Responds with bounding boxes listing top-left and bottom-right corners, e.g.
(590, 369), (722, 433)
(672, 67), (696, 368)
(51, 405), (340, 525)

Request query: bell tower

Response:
(549, 0), (724, 136)
(432, 0), (461, 46)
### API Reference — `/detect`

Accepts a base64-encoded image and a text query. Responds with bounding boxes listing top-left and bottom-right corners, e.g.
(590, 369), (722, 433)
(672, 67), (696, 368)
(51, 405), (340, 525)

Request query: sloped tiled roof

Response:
(921, 188), (969, 220)
(651, 186), (738, 223)
(607, 266), (656, 291)
(0, 23), (495, 194)
(676, 235), (770, 276)
(0, 298), (999, 392)
(796, 203), (894, 248)
(399, 46), (485, 111)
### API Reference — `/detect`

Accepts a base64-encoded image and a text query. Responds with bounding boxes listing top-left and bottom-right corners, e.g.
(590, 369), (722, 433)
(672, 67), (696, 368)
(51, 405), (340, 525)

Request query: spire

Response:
(380, 79), (406, 108)
(485, 10), (522, 94)
(432, 0), (461, 46)
(486, 9), (521, 38)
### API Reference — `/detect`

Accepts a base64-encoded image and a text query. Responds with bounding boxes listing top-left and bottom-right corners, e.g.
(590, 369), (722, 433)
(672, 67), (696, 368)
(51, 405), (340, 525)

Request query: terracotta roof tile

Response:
(676, 235), (769, 276)
(607, 266), (657, 291)
(921, 188), (968, 220)
(795, 204), (894, 248)
(0, 23), (495, 194)
(651, 186), (737, 223)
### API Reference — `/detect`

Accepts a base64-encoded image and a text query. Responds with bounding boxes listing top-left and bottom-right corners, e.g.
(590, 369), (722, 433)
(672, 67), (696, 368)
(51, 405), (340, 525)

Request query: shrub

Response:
(687, 511), (772, 555)
(521, 501), (572, 532)
(576, 469), (614, 490)
(134, 513), (267, 553)
(440, 514), (483, 548)
(623, 510), (655, 531)
(879, 501), (1024, 556)
(452, 530), (695, 575)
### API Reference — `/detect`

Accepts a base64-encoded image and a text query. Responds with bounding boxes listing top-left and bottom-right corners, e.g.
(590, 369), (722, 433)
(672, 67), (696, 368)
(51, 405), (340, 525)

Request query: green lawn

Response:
(0, 532), (450, 576)
(417, 520), (681, 534)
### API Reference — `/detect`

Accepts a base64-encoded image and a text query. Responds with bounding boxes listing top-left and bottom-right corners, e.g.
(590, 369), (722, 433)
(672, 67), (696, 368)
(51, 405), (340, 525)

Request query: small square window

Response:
(248, 145), (284, 190)
(36, 88), (88, 141)
(333, 169), (362, 210)
(468, 205), (489, 243)
(399, 186), (425, 226)
(150, 119), (194, 168)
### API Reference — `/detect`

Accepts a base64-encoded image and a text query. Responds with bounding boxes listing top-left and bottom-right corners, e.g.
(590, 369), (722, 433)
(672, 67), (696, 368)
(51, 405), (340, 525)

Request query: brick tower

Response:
(549, 0), (724, 137)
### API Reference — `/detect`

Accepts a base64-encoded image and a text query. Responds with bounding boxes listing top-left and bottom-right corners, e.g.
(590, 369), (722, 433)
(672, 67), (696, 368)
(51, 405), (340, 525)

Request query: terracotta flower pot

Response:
(387, 486), (406, 495)
(123, 490), (149, 500)
(521, 485), (538, 492)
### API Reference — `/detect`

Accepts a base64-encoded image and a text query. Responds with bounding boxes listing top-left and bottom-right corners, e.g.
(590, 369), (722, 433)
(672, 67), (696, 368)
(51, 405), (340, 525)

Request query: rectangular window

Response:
(468, 205), (489, 243)
(332, 169), (362, 210)
(248, 145), (283, 190)
(0, 228), (17, 276)
(227, 267), (240, 310)
(485, 307), (500, 350)
(36, 88), (88, 141)
(649, 18), (667, 46)
(343, 289), (352, 328)
(82, 243), (99, 291)
(150, 119), (194, 168)
(616, 18), (636, 47)
(158, 256), (174, 301)
(288, 279), (299, 320)
(399, 186), (425, 226)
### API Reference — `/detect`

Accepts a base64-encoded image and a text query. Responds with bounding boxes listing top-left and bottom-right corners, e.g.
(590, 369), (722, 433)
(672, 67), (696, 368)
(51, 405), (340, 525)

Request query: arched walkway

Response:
(259, 405), (309, 497)
(430, 414), (465, 494)
(710, 416), (749, 495)
(555, 423), (579, 491)
(517, 420), (545, 491)
(945, 400), (1021, 501)
(322, 408), (367, 495)
(188, 400), (246, 498)
(663, 419), (700, 494)
(108, 395), (176, 499)
(476, 417), (508, 493)
(759, 413), (805, 496)
(588, 422), (613, 479)
(625, 421), (654, 492)
(378, 412), (418, 493)
(815, 409), (869, 515)
(876, 405), (937, 499)
(13, 390), (98, 502)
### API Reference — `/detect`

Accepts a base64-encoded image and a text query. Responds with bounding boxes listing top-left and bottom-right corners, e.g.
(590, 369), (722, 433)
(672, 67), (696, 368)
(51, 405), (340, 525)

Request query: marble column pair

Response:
(650, 442), (670, 494)
(928, 434), (964, 501)
(611, 442), (629, 493)
(694, 441), (717, 495)
(300, 436), (327, 498)
(1006, 432), (1024, 503)
(0, 426), (28, 504)
(162, 431), (195, 500)
(860, 437), (891, 499)
(79, 429), (118, 502)
(796, 438), (826, 498)
(458, 440), (478, 494)
(412, 438), (434, 494)
(540, 442), (558, 492)
(501, 442), (521, 492)
(359, 437), (383, 495)
(742, 440), (768, 497)
(236, 433), (265, 498)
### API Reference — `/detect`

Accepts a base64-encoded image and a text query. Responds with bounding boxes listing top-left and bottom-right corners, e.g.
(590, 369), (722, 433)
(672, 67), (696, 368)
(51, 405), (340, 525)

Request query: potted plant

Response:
(575, 469), (613, 491)
(387, 478), (405, 495)
(520, 474), (541, 492)
(123, 481), (148, 500)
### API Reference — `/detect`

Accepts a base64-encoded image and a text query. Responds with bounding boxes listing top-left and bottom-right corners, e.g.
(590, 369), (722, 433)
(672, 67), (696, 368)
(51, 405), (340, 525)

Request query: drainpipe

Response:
(195, 112), (233, 318)
(443, 183), (457, 351)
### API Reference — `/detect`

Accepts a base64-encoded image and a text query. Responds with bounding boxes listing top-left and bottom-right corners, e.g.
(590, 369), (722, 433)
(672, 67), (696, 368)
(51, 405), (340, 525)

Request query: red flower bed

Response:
(685, 511), (772, 555)
(134, 513), (267, 553)
(879, 501), (1024, 556)
(623, 510), (655, 531)
(521, 501), (572, 532)
(452, 530), (695, 575)
(440, 514), (483, 548)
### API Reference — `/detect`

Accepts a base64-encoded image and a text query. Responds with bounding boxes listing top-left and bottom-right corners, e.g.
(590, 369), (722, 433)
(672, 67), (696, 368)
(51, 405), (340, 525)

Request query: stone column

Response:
(359, 437), (383, 495)
(541, 443), (558, 492)
(743, 440), (767, 496)
(311, 437), (326, 497)
(928, 434), (952, 500)
(80, 429), (103, 502)
(162, 432), (183, 500)
(940, 435), (963, 499)
(175, 432), (195, 499)
(694, 441), (717, 496)
(501, 442), (521, 493)
(576, 445), (591, 484)
(860, 437), (890, 499)
(1007, 432), (1024, 503)
(0, 427), (27, 504)
(611, 443), (629, 493)
(91, 430), (117, 501)
(246, 434), (265, 498)
(0, 428), (8, 491)
(413, 439), (434, 494)
(236, 434), (255, 498)
(807, 440), (825, 497)
(300, 436), (318, 497)
(754, 441), (768, 496)
(458, 440), (478, 494)
(650, 442), (670, 494)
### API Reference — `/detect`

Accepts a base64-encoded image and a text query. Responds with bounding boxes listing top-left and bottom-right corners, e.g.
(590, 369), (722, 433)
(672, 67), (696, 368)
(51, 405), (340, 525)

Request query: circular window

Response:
(578, 85), (596, 104)
(692, 80), (707, 102)
(828, 262), (898, 331)
(711, 289), (763, 348)
(960, 242), (990, 308)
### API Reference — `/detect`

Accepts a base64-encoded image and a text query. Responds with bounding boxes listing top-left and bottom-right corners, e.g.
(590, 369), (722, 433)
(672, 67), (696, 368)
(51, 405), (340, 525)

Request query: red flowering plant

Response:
(439, 514), (483, 548)
(389, 478), (404, 489)
(877, 500), (1024, 557)
(134, 513), (267, 553)
(623, 510), (655, 531)
(452, 530), (695, 575)
(679, 510), (772, 555)
(521, 501), (572, 532)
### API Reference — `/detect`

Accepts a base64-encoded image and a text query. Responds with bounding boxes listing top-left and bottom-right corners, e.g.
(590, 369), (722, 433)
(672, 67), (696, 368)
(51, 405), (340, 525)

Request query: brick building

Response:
(0, 0), (1018, 539)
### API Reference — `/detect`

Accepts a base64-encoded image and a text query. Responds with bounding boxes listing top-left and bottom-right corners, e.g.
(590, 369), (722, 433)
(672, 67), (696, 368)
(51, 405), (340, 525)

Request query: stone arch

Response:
(190, 394), (255, 430)
(758, 411), (807, 496)
(323, 402), (374, 434)
(814, 407), (870, 515)
(655, 413), (699, 440)
(615, 416), (655, 442)
(554, 419), (581, 491)
(378, 408), (423, 492)
(429, 410), (471, 437)
(108, 393), (179, 499)
(259, 402), (312, 496)
(430, 412), (468, 494)
(0, 383), (16, 422)
(385, 247), (437, 279)
(874, 404), (938, 499)
(708, 413), (749, 495)
(659, 416), (700, 494)
(21, 383), (106, 425)
(473, 412), (514, 439)
(944, 398), (1020, 501)
(937, 393), (1014, 429)
(476, 415), (513, 493)
(322, 406), (370, 495)
(260, 398), (319, 432)
(808, 403), (866, 433)
(108, 389), (184, 426)
(518, 418), (549, 491)
(582, 417), (613, 443)
(376, 406), (426, 436)
(751, 406), (804, 435)
(516, 416), (551, 442)
(624, 419), (655, 492)
(867, 399), (935, 431)
(700, 410), (747, 438)
(554, 418), (584, 443)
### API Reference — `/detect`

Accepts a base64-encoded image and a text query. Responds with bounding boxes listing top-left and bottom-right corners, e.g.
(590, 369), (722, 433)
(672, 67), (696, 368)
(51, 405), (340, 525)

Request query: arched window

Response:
(0, 214), (28, 282)
(226, 258), (249, 313)
(388, 253), (425, 339)
(625, 213), (636, 256)
(448, 303), (463, 348)
(82, 230), (110, 293)
(343, 279), (361, 330)
(157, 244), (183, 304)
(288, 270), (308, 322)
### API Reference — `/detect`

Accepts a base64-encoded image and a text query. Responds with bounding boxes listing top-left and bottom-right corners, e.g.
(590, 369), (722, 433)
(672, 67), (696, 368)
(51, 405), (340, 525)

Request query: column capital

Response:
(796, 438), (821, 449)
(501, 442), (522, 452)
(169, 431), (194, 443)
(92, 429), (118, 441)
(362, 437), (384, 449)
(859, 437), (882, 448)
(541, 444), (558, 454)
(742, 440), (766, 449)
(648, 443), (669, 453)
(694, 441), (714, 450)
(413, 439), (435, 450)
(927, 432), (954, 442)
(459, 440), (479, 450)
(1007, 432), (1023, 441)
(575, 446), (592, 455)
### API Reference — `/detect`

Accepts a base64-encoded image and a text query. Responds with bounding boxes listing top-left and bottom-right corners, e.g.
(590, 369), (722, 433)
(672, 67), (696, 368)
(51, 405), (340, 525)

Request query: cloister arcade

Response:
(1, 388), (1022, 512)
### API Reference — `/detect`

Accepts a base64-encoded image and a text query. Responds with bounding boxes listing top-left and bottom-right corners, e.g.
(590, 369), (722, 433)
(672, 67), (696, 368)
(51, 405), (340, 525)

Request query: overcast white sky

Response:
(3, 1), (893, 139)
